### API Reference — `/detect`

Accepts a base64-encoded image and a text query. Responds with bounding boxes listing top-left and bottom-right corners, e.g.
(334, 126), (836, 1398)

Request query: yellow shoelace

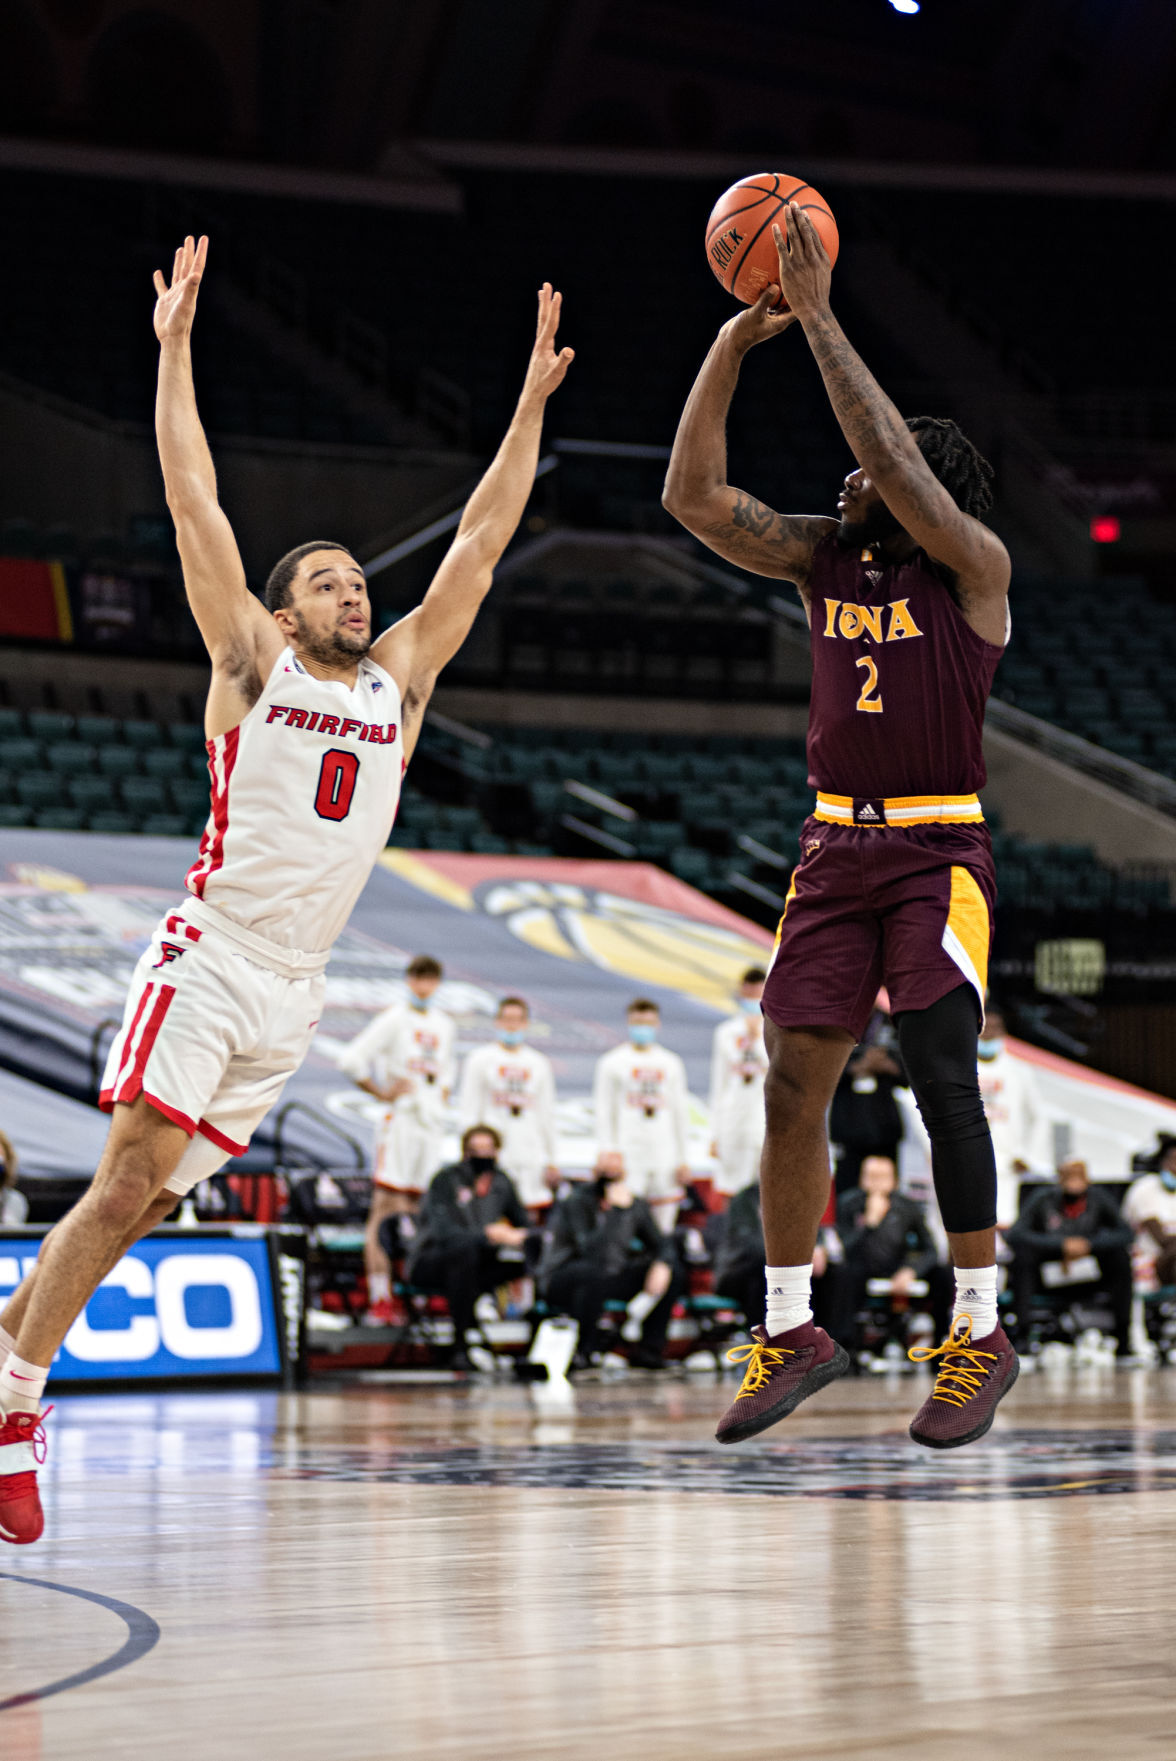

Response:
(726, 1340), (796, 1399)
(908, 1316), (997, 1407)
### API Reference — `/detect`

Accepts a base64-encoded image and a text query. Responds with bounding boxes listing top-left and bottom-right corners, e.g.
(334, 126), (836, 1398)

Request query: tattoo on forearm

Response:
(805, 315), (947, 529)
(700, 494), (824, 585)
(731, 492), (777, 540)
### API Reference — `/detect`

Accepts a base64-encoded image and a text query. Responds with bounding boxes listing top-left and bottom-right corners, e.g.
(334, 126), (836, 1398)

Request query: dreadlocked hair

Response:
(905, 417), (995, 520)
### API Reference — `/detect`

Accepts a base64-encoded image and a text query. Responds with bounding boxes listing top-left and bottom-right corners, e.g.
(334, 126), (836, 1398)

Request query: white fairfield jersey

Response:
(709, 1014), (769, 1134)
(458, 1041), (558, 1190)
(186, 647), (403, 953)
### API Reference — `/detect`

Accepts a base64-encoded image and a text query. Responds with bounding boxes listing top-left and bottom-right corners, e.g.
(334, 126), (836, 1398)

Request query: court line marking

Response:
(0, 1572), (161, 1711)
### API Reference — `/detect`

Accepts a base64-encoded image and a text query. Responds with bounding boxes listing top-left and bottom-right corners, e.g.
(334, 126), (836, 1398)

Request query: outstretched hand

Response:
(771, 203), (832, 322)
(720, 283), (799, 354)
(520, 283), (574, 402)
(153, 235), (208, 343)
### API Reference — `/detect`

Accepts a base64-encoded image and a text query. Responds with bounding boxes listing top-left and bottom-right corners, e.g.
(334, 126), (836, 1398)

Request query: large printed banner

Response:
(1, 830), (1174, 1183)
(0, 832), (772, 1178)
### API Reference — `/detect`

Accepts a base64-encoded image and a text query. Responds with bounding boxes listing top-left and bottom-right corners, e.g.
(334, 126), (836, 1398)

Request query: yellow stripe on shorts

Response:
(942, 865), (990, 1007)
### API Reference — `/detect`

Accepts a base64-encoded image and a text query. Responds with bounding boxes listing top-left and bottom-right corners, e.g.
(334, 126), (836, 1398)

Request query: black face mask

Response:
(469, 1156), (497, 1176)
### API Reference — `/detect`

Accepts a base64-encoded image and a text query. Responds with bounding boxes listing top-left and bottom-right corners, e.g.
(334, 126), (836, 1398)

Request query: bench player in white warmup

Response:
(339, 953), (457, 1325)
(0, 235), (573, 1545)
(593, 999), (691, 1233)
(708, 966), (769, 1204)
(457, 996), (560, 1213)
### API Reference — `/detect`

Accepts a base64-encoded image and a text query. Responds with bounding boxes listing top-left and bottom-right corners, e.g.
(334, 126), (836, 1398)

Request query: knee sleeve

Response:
(163, 1131), (232, 1198)
(895, 985), (996, 1235)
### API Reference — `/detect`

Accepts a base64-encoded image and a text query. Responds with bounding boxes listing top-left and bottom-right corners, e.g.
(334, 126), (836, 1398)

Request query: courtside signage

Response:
(0, 1236), (283, 1381)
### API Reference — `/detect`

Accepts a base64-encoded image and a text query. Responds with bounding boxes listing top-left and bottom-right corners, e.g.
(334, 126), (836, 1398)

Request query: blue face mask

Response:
(408, 993), (430, 1012)
(499, 1029), (525, 1048)
(739, 996), (762, 1015)
(1161, 1169), (1176, 1194)
(977, 1038), (1004, 1062)
(629, 1024), (657, 1047)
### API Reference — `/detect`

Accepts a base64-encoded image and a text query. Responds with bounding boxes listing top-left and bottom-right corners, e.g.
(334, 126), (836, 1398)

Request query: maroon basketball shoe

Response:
(716, 1322), (850, 1445)
(0, 1407), (51, 1545)
(908, 1317), (1019, 1449)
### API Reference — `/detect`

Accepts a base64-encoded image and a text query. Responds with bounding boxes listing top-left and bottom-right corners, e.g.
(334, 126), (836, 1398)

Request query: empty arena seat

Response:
(88, 811), (136, 834)
(0, 709), (25, 738)
(142, 814), (189, 836)
(45, 742), (98, 773)
(33, 807), (84, 830)
(170, 724), (208, 752)
(120, 777), (167, 812)
(97, 745), (141, 777)
(67, 776), (113, 811)
(143, 749), (188, 779)
(16, 772), (59, 808)
(169, 777), (210, 812)
(0, 738), (42, 769)
(122, 720), (161, 750)
(27, 711), (75, 742)
(0, 804), (31, 827)
(76, 715), (121, 745)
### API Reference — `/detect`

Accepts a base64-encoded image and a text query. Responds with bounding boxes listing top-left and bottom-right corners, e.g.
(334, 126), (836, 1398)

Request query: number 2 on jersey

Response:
(855, 655), (883, 714)
(314, 748), (360, 820)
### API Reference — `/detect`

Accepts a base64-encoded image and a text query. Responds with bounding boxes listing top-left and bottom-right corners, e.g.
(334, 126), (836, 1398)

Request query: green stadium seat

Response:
(144, 749), (188, 779)
(169, 724), (208, 752)
(122, 720), (161, 750)
(0, 738), (42, 769)
(45, 742), (98, 773)
(98, 745), (141, 777)
(169, 777), (210, 813)
(0, 804), (31, 827)
(16, 772), (59, 809)
(27, 711), (74, 742)
(187, 752), (211, 778)
(468, 832), (509, 854)
(67, 777), (113, 810)
(142, 814), (189, 836)
(120, 777), (167, 812)
(76, 715), (121, 745)
(0, 710), (24, 738)
(33, 807), (84, 831)
(88, 812), (136, 834)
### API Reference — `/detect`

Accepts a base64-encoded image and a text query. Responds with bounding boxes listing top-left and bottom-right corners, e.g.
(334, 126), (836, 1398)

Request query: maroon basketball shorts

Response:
(762, 817), (996, 1042)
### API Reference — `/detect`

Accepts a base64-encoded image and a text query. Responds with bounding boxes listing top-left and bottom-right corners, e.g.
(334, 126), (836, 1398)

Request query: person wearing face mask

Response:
(593, 1000), (692, 1233)
(405, 1124), (532, 1373)
(707, 967), (770, 1208)
(457, 997), (560, 1215)
(540, 1156), (685, 1371)
(337, 953), (456, 1326)
(976, 1007), (1043, 1230)
(1123, 1136), (1176, 1293)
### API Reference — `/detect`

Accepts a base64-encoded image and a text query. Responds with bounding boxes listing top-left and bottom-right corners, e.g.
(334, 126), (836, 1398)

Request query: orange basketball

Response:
(705, 173), (839, 306)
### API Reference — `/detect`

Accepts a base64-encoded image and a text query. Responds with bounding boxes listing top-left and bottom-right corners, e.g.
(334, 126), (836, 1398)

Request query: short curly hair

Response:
(264, 540), (354, 612)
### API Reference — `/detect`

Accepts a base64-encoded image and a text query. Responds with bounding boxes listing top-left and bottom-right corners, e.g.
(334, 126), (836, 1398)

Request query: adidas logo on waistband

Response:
(858, 803), (879, 820)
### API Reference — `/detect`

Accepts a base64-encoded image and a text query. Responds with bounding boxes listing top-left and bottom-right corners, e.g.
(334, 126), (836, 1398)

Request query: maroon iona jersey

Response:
(805, 534), (1004, 800)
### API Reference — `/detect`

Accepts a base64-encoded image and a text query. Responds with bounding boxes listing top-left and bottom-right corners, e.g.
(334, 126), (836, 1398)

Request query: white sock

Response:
(367, 1273), (390, 1305)
(0, 1324), (15, 1374)
(0, 1353), (50, 1414)
(952, 1265), (999, 1340)
(764, 1265), (814, 1337)
(622, 1289), (658, 1341)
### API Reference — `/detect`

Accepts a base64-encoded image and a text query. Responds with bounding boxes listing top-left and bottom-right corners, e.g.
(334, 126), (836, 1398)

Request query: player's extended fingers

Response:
(192, 235), (209, 279)
(152, 269), (167, 297)
(172, 245), (183, 286)
(771, 221), (790, 271)
(793, 203), (828, 263)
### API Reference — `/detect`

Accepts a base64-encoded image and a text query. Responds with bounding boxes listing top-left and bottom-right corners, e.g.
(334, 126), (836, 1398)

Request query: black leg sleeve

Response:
(894, 984), (997, 1236)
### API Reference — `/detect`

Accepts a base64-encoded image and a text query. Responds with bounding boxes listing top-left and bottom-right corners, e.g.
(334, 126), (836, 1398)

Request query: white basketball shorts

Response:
(372, 1110), (446, 1196)
(100, 903), (326, 1196)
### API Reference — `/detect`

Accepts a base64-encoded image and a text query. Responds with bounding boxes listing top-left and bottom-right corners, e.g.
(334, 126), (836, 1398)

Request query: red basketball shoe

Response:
(0, 1407), (51, 1545)
(908, 1317), (1019, 1448)
(716, 1322), (850, 1444)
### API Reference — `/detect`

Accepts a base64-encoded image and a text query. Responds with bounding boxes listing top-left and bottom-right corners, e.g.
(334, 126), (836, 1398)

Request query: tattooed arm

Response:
(662, 288), (835, 593)
(772, 204), (1009, 634)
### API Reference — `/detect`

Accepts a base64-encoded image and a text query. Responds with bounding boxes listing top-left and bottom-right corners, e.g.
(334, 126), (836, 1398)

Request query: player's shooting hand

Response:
(153, 235), (208, 343)
(521, 283), (575, 403)
(772, 205), (832, 322)
(721, 284), (798, 354)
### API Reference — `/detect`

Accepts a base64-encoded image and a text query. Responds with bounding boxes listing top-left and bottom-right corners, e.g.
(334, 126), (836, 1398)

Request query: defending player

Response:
(0, 236), (573, 1543)
(663, 203), (1015, 1449)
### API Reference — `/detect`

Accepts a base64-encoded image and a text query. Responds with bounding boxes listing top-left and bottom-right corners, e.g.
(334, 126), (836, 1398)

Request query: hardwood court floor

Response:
(4, 1364), (1176, 1761)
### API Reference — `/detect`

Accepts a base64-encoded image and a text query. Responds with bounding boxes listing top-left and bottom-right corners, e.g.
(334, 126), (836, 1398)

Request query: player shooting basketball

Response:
(0, 236), (573, 1545)
(663, 202), (1016, 1450)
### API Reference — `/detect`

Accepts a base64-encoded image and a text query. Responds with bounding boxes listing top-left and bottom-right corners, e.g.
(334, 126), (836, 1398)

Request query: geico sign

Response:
(59, 1253), (265, 1363)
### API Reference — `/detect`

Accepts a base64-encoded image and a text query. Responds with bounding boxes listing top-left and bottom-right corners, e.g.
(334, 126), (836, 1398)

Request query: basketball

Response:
(705, 172), (839, 305)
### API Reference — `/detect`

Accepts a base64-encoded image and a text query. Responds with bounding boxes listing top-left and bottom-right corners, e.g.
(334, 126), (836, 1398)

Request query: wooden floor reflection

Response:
(4, 1364), (1176, 1760)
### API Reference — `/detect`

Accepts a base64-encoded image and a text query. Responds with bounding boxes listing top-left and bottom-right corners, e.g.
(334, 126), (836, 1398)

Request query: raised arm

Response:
(373, 284), (573, 757)
(153, 236), (281, 730)
(662, 291), (835, 594)
(772, 205), (1010, 636)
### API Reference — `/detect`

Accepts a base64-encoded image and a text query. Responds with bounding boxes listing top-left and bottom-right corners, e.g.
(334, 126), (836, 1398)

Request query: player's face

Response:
(835, 468), (903, 548)
(284, 551), (372, 665)
(498, 1003), (528, 1036)
(1058, 1160), (1089, 1196)
(408, 974), (440, 1002)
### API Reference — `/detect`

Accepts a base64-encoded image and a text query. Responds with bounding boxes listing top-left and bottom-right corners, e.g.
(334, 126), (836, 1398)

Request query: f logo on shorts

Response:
(152, 941), (186, 968)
